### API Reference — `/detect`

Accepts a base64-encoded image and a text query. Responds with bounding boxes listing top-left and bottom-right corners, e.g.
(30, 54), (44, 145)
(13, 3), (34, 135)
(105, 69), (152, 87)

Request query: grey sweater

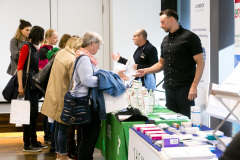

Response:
(70, 56), (99, 98)
(7, 37), (27, 75)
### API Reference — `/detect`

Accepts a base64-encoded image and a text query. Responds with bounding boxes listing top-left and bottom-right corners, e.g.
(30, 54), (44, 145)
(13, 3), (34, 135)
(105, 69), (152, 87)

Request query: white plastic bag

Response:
(10, 99), (30, 125)
(103, 92), (128, 113)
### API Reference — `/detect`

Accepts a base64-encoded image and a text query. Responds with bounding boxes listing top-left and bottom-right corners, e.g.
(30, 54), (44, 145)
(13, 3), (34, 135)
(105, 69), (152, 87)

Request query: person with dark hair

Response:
(16, 26), (48, 152)
(7, 19), (32, 76)
(111, 29), (158, 90)
(135, 9), (205, 118)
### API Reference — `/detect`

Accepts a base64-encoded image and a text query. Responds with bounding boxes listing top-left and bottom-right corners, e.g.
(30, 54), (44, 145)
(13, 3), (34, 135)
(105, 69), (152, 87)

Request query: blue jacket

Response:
(143, 74), (156, 90)
(92, 69), (126, 120)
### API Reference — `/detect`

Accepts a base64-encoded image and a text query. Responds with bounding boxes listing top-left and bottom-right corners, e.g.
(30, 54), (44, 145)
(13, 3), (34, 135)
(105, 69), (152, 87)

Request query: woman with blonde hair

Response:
(46, 33), (72, 153)
(38, 29), (58, 146)
(41, 37), (81, 160)
(7, 19), (32, 75)
(47, 33), (72, 60)
(39, 29), (58, 69)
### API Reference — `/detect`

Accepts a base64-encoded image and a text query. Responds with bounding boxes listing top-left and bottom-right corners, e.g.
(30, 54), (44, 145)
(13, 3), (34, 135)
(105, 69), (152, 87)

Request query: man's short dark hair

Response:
(139, 29), (147, 39)
(29, 26), (44, 45)
(159, 9), (179, 21)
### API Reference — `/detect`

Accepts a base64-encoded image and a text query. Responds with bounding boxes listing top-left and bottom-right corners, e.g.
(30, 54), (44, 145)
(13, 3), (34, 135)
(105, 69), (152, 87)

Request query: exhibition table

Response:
(128, 126), (223, 160)
(96, 106), (190, 160)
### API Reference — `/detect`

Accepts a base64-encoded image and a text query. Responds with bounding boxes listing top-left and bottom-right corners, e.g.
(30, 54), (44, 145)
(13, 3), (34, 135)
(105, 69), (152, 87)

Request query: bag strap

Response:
(49, 49), (61, 61)
(68, 55), (92, 96)
(23, 43), (31, 93)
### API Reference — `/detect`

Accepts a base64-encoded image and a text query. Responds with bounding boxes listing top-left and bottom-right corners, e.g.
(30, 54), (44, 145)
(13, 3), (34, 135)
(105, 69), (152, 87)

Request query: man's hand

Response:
(134, 69), (146, 77)
(117, 70), (129, 81)
(111, 52), (120, 62)
(188, 85), (197, 101)
(133, 64), (137, 70)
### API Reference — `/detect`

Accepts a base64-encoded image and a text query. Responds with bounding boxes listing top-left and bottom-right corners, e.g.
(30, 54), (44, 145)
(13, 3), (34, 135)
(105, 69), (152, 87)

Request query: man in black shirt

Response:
(135, 9), (205, 118)
(111, 29), (158, 89)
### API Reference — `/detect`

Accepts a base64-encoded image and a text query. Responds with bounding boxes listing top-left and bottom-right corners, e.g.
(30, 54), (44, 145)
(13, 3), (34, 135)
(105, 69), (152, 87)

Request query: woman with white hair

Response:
(71, 32), (103, 160)
(71, 31), (126, 160)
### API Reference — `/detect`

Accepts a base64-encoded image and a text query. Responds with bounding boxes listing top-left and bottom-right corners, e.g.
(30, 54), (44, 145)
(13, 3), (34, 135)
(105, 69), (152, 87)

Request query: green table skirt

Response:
(95, 106), (190, 160)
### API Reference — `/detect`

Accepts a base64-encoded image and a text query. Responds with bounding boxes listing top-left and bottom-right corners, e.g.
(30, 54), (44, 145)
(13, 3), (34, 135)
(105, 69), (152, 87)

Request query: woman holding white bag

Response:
(17, 26), (48, 152)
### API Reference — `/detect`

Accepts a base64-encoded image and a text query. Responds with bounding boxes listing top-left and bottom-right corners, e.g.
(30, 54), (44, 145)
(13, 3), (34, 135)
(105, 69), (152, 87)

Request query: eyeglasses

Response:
(133, 34), (140, 38)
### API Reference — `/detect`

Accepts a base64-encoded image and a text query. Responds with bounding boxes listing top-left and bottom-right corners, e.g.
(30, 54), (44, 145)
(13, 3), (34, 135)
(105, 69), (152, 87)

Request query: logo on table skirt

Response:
(133, 148), (145, 160)
(117, 135), (121, 155)
(107, 124), (111, 140)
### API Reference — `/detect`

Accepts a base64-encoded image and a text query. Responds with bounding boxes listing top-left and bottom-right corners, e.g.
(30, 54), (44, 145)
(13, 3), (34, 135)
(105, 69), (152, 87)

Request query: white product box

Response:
(140, 127), (162, 134)
(145, 130), (165, 136)
(158, 123), (169, 129)
(150, 134), (165, 140)
(184, 127), (200, 134)
(133, 124), (156, 131)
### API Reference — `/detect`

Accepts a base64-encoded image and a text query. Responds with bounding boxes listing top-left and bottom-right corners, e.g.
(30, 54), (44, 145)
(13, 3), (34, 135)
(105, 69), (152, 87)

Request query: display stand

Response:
(212, 91), (240, 148)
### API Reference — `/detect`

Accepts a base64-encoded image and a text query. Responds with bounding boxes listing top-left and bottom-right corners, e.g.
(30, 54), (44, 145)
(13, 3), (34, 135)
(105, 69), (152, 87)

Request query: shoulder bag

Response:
(2, 44), (31, 102)
(32, 49), (61, 93)
(60, 55), (92, 125)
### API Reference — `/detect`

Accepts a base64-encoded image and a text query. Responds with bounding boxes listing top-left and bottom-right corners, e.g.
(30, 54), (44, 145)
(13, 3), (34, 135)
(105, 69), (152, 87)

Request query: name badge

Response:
(140, 53), (145, 59)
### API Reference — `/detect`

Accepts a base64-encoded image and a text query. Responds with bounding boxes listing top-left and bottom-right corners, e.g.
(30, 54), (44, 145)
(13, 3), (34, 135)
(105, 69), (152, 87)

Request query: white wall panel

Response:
(110, 0), (165, 98)
(0, 0), (50, 102)
(56, 0), (104, 69)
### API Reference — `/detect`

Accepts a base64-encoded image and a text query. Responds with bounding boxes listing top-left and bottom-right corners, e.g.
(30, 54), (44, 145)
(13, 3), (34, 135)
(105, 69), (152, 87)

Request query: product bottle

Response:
(137, 95), (143, 112)
(143, 95), (149, 115)
(190, 106), (195, 125)
(148, 90), (154, 113)
(191, 106), (201, 128)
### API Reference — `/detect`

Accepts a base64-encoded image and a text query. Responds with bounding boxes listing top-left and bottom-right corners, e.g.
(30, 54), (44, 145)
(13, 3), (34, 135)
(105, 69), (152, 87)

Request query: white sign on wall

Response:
(190, 0), (210, 126)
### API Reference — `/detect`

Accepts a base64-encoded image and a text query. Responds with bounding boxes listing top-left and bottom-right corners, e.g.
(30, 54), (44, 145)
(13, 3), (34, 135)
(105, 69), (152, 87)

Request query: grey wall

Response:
(219, 0), (235, 84)
(219, 0), (235, 51)
(180, 0), (190, 30)
(210, 0), (235, 137)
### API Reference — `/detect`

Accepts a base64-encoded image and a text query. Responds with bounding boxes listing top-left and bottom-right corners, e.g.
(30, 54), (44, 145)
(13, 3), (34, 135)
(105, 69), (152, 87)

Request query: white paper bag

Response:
(10, 99), (30, 125)
(103, 92), (128, 113)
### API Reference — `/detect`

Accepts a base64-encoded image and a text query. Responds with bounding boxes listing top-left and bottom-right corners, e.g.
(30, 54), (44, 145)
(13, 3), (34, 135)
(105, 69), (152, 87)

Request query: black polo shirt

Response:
(118, 40), (158, 86)
(160, 26), (203, 90)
